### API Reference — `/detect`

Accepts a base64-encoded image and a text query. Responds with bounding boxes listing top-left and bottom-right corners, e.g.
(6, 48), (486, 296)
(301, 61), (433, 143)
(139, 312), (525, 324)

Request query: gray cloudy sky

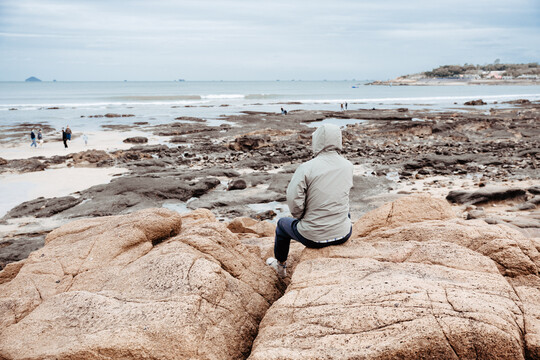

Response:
(0, 0), (538, 81)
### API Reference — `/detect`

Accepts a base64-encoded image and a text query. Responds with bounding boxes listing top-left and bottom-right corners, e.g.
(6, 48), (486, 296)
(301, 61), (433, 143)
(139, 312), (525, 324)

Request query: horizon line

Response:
(0, 79), (371, 82)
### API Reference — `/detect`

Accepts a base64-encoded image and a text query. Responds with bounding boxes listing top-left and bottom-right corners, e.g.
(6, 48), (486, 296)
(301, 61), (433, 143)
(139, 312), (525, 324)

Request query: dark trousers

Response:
(63, 139), (68, 148)
(274, 217), (351, 263)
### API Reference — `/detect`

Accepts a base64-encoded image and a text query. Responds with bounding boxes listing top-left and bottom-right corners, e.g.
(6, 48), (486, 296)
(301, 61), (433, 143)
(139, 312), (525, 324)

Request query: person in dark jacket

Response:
(37, 129), (43, 147)
(30, 129), (37, 148)
(61, 128), (68, 148)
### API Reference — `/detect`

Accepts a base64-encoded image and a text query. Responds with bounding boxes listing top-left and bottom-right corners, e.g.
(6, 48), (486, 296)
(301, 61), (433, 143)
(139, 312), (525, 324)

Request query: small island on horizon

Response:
(25, 76), (42, 82)
(368, 62), (539, 86)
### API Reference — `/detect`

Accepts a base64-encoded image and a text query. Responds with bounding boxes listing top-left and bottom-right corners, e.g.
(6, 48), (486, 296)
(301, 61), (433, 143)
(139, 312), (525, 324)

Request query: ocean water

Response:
(1, 81), (539, 133)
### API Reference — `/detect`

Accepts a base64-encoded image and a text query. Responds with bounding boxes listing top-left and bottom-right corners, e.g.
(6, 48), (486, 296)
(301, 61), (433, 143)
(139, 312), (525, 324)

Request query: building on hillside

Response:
(486, 71), (504, 79)
(517, 74), (539, 79)
(459, 74), (480, 80)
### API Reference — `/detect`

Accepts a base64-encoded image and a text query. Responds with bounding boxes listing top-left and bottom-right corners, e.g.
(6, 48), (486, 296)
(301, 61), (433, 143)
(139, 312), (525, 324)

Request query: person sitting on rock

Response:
(267, 123), (353, 277)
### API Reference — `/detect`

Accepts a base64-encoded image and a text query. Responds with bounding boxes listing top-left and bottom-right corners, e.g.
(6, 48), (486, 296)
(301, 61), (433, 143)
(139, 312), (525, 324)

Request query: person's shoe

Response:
(266, 257), (287, 278)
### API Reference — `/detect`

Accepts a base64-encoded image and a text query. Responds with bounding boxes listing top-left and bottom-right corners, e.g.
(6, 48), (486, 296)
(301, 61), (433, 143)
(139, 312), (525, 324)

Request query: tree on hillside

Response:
(423, 62), (538, 78)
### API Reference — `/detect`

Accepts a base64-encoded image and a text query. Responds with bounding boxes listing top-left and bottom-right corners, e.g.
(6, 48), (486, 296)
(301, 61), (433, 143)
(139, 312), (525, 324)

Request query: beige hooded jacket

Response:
(286, 123), (353, 242)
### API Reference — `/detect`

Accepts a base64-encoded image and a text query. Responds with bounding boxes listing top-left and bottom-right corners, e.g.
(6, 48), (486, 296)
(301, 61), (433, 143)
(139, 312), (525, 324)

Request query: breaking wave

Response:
(112, 95), (202, 101)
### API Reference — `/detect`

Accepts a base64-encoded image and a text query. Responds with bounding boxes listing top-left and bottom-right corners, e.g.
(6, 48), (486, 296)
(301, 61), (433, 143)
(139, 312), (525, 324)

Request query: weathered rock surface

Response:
(71, 149), (113, 166)
(123, 136), (148, 144)
(89, 113), (135, 118)
(464, 99), (487, 105)
(447, 187), (527, 205)
(228, 178), (247, 190)
(0, 158), (47, 173)
(4, 196), (83, 219)
(250, 195), (540, 359)
(187, 189), (286, 212)
(77, 176), (220, 215)
(0, 234), (45, 271)
(229, 134), (271, 151)
(352, 195), (455, 237)
(228, 217), (275, 238)
(3, 196), (540, 359)
(0, 208), (282, 360)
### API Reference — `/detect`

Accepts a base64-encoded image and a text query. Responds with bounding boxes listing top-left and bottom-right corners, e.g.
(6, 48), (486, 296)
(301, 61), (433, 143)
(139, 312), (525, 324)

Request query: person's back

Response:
(287, 124), (353, 241)
(30, 130), (37, 147)
(267, 123), (353, 277)
(61, 128), (68, 148)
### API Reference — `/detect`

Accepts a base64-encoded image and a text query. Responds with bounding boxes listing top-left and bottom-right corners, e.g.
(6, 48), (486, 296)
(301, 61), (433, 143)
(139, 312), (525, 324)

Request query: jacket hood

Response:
(312, 124), (343, 155)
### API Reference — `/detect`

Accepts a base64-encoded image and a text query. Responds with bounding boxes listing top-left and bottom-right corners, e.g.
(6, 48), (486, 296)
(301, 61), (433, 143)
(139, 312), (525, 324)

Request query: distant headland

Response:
(368, 62), (539, 86)
(25, 76), (42, 82)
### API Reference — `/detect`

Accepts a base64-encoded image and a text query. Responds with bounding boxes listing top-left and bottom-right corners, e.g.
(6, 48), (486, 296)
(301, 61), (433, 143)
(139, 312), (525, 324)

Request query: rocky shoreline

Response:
(367, 78), (540, 86)
(0, 99), (539, 359)
(1, 196), (539, 359)
(0, 100), (539, 269)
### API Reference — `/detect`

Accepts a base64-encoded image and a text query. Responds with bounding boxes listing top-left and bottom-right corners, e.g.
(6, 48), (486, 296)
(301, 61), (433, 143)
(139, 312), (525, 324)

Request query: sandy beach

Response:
(0, 129), (162, 160)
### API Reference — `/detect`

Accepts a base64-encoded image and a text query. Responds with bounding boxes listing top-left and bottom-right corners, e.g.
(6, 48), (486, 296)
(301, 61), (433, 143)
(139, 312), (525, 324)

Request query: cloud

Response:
(0, 0), (538, 80)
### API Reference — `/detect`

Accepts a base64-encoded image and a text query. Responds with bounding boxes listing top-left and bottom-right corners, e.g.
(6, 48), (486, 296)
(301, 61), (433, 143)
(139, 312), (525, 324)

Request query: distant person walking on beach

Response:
(281, 107), (287, 115)
(37, 129), (43, 147)
(62, 128), (68, 148)
(66, 126), (72, 141)
(83, 133), (88, 146)
(340, 103), (344, 111)
(345, 102), (348, 110)
(266, 124), (353, 277)
(30, 129), (37, 148)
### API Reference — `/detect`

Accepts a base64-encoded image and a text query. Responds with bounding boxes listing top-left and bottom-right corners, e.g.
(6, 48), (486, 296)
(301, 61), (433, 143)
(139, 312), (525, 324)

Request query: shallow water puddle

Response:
(0, 167), (127, 217)
(305, 118), (367, 128)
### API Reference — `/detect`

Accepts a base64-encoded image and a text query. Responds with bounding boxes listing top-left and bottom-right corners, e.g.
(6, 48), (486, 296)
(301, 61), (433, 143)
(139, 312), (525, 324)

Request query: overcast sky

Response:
(0, 0), (538, 81)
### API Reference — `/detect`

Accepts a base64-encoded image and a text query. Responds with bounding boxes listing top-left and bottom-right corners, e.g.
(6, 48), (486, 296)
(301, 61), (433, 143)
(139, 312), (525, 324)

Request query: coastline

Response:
(367, 78), (540, 86)
(1, 98), (538, 269)
(0, 96), (539, 359)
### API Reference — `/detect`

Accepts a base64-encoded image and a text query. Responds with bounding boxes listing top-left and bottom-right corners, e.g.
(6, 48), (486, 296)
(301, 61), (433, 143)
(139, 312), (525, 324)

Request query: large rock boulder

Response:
(187, 190), (286, 211)
(447, 187), (527, 205)
(0, 208), (282, 359)
(464, 99), (487, 106)
(64, 176), (222, 218)
(71, 149), (113, 165)
(228, 217), (275, 238)
(228, 178), (247, 191)
(4, 197), (540, 359)
(2, 158), (47, 173)
(352, 194), (455, 237)
(229, 135), (271, 151)
(123, 136), (148, 144)
(250, 195), (540, 359)
(4, 196), (83, 219)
